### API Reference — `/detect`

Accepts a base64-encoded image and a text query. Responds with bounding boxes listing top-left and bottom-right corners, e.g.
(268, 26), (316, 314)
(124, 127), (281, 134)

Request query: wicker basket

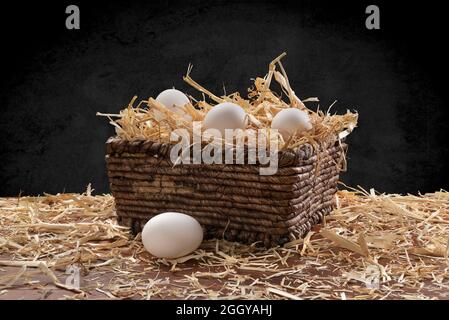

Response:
(106, 137), (346, 247)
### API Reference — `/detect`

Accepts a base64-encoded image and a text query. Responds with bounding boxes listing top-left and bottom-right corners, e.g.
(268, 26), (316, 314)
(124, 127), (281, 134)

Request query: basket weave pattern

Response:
(106, 137), (346, 247)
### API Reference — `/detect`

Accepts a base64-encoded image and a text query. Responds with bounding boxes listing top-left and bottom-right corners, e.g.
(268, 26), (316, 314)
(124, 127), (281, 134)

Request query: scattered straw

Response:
(1, 185), (449, 299)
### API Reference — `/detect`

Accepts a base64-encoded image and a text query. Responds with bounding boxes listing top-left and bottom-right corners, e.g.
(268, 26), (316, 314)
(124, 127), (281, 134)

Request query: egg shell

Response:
(155, 89), (191, 121)
(141, 212), (203, 259)
(271, 108), (312, 140)
(203, 102), (247, 136)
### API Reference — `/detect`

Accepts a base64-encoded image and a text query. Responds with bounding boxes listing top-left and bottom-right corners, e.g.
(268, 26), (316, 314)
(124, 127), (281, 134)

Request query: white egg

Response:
(271, 108), (312, 141)
(141, 212), (203, 259)
(203, 102), (247, 136)
(155, 88), (191, 121)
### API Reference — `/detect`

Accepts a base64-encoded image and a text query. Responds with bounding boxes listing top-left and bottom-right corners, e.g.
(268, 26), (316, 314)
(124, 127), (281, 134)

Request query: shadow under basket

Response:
(106, 137), (347, 247)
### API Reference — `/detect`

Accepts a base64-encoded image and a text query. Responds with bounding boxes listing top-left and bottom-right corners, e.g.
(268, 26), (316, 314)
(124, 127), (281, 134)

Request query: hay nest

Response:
(97, 53), (358, 151)
(1, 185), (449, 300)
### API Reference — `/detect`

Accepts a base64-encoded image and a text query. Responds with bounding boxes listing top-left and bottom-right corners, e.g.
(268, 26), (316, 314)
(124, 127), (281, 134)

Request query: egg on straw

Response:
(154, 88), (192, 121)
(271, 108), (312, 141)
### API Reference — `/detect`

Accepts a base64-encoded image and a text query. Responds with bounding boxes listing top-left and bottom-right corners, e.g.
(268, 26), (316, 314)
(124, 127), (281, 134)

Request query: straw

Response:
(1, 186), (449, 299)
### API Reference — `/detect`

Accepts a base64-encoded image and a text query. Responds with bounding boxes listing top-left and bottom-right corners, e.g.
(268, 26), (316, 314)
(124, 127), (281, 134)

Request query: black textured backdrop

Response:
(0, 0), (448, 196)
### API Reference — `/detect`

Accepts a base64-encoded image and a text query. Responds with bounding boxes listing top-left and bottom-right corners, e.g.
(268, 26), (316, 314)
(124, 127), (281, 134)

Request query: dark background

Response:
(0, 0), (448, 196)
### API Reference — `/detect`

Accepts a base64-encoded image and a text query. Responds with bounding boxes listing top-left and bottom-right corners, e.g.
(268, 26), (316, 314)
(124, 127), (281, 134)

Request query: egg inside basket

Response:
(99, 53), (358, 247)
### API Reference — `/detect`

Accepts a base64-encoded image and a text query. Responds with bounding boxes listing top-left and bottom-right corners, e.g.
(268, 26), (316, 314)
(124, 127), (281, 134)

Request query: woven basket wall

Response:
(106, 137), (346, 247)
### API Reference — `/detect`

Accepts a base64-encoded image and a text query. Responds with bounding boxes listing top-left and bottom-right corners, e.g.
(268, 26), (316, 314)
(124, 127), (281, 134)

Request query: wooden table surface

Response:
(1, 190), (449, 300)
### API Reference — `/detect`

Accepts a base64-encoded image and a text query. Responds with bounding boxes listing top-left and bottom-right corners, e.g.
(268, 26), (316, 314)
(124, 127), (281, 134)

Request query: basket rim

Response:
(105, 136), (345, 160)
